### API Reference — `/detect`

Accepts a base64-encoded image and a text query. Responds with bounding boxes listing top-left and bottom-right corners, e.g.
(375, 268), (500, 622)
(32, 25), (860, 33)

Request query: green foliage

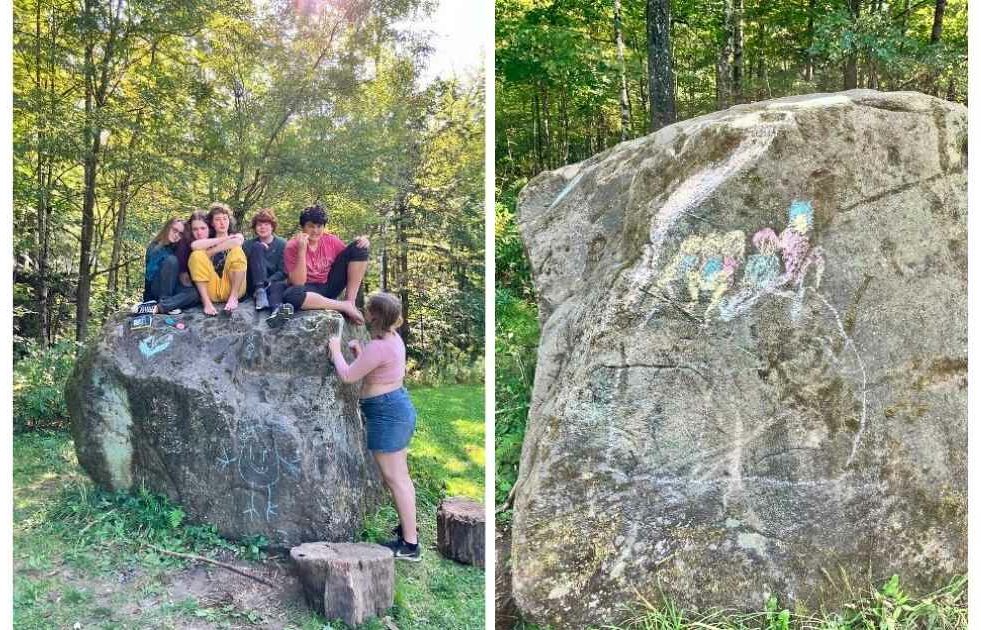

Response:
(13, 0), (484, 379)
(45, 482), (234, 555)
(496, 0), (968, 186)
(595, 574), (967, 629)
(13, 340), (77, 433)
(15, 384), (485, 629)
(494, 287), (539, 508)
(495, 191), (539, 510)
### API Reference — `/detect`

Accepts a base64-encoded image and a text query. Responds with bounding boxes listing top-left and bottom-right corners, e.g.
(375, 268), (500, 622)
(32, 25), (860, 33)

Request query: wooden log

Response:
(436, 497), (485, 567)
(290, 542), (394, 626)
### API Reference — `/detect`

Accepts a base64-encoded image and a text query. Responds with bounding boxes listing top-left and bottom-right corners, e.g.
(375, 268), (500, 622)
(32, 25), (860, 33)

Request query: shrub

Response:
(495, 288), (539, 508)
(13, 340), (77, 432)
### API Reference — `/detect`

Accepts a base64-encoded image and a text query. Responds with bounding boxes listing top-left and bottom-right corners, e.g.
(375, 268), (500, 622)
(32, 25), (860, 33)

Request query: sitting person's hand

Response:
(348, 340), (362, 358)
(354, 235), (370, 248)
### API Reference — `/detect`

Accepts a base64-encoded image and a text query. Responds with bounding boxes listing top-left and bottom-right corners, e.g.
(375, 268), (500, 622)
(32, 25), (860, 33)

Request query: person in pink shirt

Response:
(328, 292), (420, 562)
(266, 204), (369, 328)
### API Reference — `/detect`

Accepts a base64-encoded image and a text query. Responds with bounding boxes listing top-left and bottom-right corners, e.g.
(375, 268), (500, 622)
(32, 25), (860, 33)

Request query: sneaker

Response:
(392, 538), (421, 562)
(254, 287), (269, 311)
(167, 308), (182, 315)
(131, 300), (158, 315)
(266, 303), (294, 328)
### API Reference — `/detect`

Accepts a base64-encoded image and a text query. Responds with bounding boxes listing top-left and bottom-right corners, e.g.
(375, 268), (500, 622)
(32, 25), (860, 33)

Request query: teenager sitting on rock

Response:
(188, 202), (248, 316)
(243, 208), (288, 311)
(328, 292), (419, 561)
(266, 204), (369, 327)
(131, 216), (201, 315)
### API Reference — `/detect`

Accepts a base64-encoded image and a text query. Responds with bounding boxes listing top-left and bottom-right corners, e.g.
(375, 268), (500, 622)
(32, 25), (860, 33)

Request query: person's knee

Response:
(282, 286), (305, 309)
(227, 246), (247, 271)
(346, 242), (370, 262)
(188, 250), (211, 281)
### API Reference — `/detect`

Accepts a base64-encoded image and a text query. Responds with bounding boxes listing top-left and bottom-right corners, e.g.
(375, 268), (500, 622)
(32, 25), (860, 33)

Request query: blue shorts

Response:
(360, 387), (416, 453)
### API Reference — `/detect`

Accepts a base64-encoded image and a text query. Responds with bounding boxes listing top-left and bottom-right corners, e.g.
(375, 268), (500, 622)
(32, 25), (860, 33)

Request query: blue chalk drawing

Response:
(139, 334), (173, 358)
(216, 420), (301, 522)
(700, 257), (724, 281)
(742, 254), (782, 288)
(788, 199), (813, 228)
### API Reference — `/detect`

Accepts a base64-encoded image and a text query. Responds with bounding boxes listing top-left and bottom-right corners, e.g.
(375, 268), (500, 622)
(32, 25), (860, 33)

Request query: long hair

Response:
(365, 292), (404, 338)
(185, 210), (212, 242)
(151, 216), (184, 246)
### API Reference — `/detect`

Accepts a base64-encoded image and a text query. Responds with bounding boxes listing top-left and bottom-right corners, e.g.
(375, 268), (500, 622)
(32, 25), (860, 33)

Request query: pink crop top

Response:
(330, 333), (406, 384)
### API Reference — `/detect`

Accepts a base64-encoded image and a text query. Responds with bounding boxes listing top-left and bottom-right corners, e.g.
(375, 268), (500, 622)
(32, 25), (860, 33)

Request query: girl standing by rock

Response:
(327, 292), (420, 561)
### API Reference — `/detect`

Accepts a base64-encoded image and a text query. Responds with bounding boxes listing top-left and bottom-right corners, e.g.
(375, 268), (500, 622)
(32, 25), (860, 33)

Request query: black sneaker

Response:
(392, 538), (421, 562)
(266, 303), (293, 328)
(254, 287), (269, 310)
(131, 300), (158, 315)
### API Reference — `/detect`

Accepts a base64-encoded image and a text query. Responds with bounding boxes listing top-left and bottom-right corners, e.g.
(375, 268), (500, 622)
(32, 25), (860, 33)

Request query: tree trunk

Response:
(805, 0), (815, 81)
(646, 0), (676, 130)
(77, 0), (122, 343)
(395, 199), (410, 343)
(532, 86), (543, 172)
(77, 11), (99, 344)
(561, 87), (570, 163)
(843, 0), (861, 89)
(542, 89), (555, 168)
(717, 0), (734, 108)
(615, 0), (631, 141)
(930, 0), (946, 44)
(637, 62), (649, 125)
(732, 0), (744, 103)
(380, 216), (388, 292)
(929, 0), (946, 95)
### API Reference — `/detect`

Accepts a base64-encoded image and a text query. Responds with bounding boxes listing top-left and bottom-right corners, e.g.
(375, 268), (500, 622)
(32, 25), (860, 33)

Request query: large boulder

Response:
(66, 308), (385, 547)
(512, 90), (966, 626)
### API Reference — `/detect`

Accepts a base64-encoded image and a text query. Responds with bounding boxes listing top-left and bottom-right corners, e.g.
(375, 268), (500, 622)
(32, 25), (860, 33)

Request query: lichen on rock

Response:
(66, 308), (384, 547)
(511, 90), (967, 627)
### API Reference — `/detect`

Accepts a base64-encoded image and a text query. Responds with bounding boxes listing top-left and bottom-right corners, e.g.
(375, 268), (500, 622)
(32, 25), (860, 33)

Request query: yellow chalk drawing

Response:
(656, 230), (746, 318)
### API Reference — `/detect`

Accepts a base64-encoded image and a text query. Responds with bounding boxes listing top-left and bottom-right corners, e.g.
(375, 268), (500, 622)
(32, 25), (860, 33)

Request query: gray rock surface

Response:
(512, 90), (967, 627)
(66, 307), (384, 547)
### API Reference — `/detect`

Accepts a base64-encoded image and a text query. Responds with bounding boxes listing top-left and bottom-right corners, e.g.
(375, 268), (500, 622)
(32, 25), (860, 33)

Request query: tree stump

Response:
(436, 497), (485, 567)
(290, 542), (394, 626)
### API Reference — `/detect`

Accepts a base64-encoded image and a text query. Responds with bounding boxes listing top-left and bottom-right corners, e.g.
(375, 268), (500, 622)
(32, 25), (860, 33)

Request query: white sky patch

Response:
(402, 0), (486, 84)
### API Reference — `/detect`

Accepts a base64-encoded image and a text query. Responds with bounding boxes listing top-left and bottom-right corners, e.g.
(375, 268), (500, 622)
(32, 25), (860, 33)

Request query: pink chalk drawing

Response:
(657, 230), (746, 319)
(656, 199), (868, 469)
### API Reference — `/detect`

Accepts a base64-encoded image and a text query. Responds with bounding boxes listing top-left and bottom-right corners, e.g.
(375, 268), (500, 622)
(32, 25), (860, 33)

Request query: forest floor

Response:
(13, 384), (485, 630)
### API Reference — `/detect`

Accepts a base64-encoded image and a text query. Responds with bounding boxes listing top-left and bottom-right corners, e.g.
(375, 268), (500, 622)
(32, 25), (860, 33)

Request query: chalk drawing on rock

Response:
(651, 199), (868, 471)
(139, 334), (173, 359)
(623, 115), (788, 312)
(215, 420), (302, 522)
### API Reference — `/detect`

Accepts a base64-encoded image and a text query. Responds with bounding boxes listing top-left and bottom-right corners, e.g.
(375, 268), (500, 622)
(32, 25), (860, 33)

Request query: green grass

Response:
(13, 384), (485, 630)
(504, 575), (967, 630)
(586, 574), (968, 629)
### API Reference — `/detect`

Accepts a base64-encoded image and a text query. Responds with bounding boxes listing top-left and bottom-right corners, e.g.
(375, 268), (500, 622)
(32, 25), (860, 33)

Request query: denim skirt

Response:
(360, 387), (416, 453)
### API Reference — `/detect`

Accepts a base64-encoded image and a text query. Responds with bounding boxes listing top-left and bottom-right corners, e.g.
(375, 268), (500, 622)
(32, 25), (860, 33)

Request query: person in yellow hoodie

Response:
(188, 202), (248, 316)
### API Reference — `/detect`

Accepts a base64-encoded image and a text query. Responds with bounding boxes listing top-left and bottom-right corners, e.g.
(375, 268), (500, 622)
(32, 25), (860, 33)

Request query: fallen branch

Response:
(144, 543), (275, 587)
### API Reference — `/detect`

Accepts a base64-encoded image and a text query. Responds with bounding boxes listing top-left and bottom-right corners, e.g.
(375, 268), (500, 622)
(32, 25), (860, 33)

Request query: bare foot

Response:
(203, 303), (218, 316)
(224, 294), (239, 312)
(337, 301), (364, 325)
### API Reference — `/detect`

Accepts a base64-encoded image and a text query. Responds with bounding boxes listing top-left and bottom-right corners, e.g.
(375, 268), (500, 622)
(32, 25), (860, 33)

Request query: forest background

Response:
(13, 0), (486, 432)
(494, 0), (968, 508)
